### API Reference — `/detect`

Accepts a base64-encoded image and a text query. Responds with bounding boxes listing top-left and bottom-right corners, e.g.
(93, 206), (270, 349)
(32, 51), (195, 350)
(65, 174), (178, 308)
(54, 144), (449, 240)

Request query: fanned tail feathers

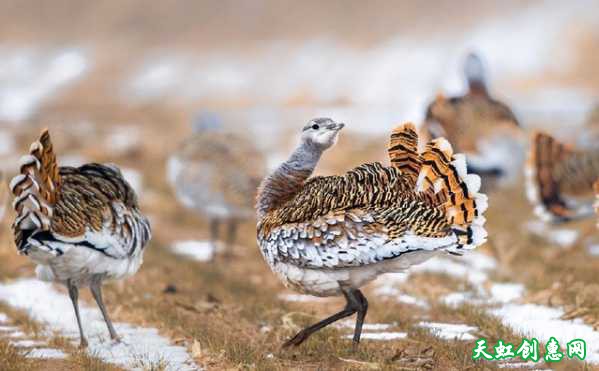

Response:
(388, 123), (422, 184)
(525, 132), (592, 222)
(10, 129), (62, 250)
(389, 123), (488, 250)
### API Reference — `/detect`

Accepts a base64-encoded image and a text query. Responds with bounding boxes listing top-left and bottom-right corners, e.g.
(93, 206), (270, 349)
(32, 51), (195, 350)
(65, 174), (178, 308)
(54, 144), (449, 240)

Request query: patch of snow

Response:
(442, 292), (474, 307)
(0, 325), (19, 332)
(336, 321), (395, 331)
(526, 221), (579, 248)
(497, 361), (542, 369)
(105, 126), (142, 156)
(58, 154), (88, 167)
(418, 322), (478, 341)
(0, 313), (7, 323)
(11, 339), (46, 348)
(587, 244), (599, 256)
(0, 279), (199, 371)
(397, 294), (429, 308)
(277, 293), (330, 303)
(413, 255), (489, 287)
(0, 130), (16, 156)
(172, 240), (215, 262)
(347, 332), (408, 341)
(7, 331), (26, 338)
(490, 283), (525, 304)
(121, 168), (143, 195)
(492, 303), (599, 363)
(0, 48), (88, 122)
(25, 348), (67, 359)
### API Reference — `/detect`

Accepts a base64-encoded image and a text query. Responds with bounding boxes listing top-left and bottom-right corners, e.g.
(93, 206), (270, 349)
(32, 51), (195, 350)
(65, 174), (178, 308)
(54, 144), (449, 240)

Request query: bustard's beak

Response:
(328, 122), (345, 131)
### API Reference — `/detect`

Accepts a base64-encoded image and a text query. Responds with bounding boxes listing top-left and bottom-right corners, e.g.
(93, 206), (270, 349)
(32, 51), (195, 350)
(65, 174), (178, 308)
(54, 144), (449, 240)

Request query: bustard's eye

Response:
(312, 124), (319, 130)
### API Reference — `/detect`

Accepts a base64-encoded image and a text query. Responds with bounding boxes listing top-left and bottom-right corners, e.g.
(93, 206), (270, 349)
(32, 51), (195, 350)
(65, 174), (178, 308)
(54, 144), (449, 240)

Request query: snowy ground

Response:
(0, 279), (199, 371)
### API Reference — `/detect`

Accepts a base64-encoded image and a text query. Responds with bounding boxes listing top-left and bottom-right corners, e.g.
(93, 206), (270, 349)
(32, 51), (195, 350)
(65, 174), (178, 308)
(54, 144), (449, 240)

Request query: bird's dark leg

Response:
(283, 289), (366, 348)
(210, 218), (220, 251)
(67, 279), (88, 348)
(224, 219), (238, 259)
(349, 289), (369, 347)
(90, 280), (120, 342)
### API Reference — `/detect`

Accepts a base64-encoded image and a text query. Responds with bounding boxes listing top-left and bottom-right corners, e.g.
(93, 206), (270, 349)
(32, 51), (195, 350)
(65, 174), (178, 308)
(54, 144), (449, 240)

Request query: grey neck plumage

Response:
(256, 140), (322, 218)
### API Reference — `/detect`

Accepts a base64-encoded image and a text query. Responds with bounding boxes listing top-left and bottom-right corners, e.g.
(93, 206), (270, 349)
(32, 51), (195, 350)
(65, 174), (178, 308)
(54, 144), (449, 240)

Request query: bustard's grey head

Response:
(301, 118), (344, 150)
(463, 52), (486, 87)
(192, 112), (223, 133)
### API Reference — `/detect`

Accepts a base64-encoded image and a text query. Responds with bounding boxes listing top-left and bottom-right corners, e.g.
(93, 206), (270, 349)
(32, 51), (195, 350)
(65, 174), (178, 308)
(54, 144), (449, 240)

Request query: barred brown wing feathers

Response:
(50, 164), (151, 257)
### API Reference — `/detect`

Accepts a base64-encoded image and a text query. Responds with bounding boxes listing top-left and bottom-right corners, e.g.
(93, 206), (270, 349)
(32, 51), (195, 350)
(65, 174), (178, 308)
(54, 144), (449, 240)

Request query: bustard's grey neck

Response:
(284, 140), (323, 171)
(256, 140), (323, 218)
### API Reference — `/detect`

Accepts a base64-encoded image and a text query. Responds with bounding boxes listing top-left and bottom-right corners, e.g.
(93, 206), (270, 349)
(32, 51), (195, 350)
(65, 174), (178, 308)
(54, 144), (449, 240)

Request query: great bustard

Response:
(10, 129), (151, 348)
(256, 119), (488, 348)
(167, 113), (265, 257)
(424, 53), (522, 187)
(526, 131), (599, 223)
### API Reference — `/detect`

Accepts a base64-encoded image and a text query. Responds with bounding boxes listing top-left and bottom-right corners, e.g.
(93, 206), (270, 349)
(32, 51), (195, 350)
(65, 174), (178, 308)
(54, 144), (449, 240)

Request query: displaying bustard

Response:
(424, 53), (522, 187)
(168, 113), (265, 257)
(256, 119), (488, 348)
(526, 131), (599, 223)
(10, 129), (151, 348)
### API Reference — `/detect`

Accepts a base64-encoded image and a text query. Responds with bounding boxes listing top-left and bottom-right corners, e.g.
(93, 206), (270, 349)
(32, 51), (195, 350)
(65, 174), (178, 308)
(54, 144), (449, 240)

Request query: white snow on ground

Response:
(442, 292), (481, 308)
(0, 279), (199, 371)
(412, 253), (491, 288)
(11, 339), (46, 347)
(125, 1), (598, 127)
(0, 130), (16, 156)
(0, 48), (88, 122)
(492, 304), (599, 363)
(418, 322), (478, 341)
(277, 293), (330, 303)
(104, 126), (142, 156)
(587, 244), (599, 256)
(336, 321), (395, 331)
(526, 221), (580, 248)
(121, 168), (143, 196)
(0, 313), (7, 322)
(490, 283), (525, 304)
(172, 240), (215, 262)
(25, 348), (67, 359)
(0, 325), (19, 332)
(346, 332), (408, 341)
(497, 361), (542, 369)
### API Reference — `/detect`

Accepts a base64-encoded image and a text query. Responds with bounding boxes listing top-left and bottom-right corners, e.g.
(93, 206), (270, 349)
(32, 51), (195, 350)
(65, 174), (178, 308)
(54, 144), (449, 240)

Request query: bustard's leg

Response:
(90, 281), (120, 342)
(283, 289), (366, 348)
(350, 289), (368, 347)
(209, 218), (220, 250)
(224, 219), (238, 259)
(67, 280), (88, 348)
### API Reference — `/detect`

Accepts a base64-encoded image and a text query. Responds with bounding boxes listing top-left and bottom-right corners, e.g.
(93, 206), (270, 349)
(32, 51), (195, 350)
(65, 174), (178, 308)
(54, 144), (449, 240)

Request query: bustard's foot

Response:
(351, 340), (361, 352)
(110, 334), (122, 344)
(282, 329), (310, 348)
(79, 337), (89, 349)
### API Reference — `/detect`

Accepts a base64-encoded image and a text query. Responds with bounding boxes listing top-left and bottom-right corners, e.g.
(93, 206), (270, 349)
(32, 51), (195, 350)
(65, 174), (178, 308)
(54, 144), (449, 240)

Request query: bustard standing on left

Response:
(10, 129), (151, 348)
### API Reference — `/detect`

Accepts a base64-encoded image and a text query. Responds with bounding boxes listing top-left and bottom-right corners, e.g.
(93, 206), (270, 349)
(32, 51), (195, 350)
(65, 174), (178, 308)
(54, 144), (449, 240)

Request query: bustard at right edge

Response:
(256, 119), (488, 348)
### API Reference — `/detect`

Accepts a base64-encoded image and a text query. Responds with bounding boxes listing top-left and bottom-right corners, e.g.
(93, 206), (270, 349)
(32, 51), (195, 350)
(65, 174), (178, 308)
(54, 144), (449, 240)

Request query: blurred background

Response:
(1, 1), (599, 369)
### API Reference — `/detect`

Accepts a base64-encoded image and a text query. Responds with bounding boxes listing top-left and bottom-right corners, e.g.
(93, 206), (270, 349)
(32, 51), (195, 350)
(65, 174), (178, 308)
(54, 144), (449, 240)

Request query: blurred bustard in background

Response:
(10, 130), (151, 347)
(526, 131), (599, 223)
(167, 112), (266, 257)
(424, 52), (523, 189)
(256, 119), (488, 348)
